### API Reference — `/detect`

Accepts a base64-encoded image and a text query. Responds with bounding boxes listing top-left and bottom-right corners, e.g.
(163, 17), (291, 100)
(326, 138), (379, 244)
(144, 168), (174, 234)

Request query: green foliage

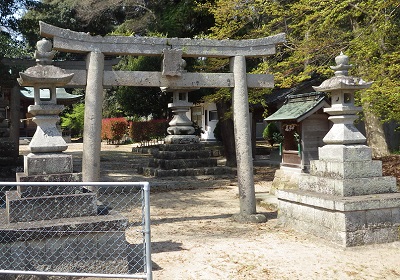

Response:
(114, 56), (170, 119)
(200, 0), (400, 126)
(0, 0), (36, 30)
(192, 121), (204, 137)
(61, 103), (85, 137)
(19, 0), (126, 50)
(272, 132), (284, 145)
(101, 117), (129, 144)
(262, 122), (280, 145)
(213, 121), (222, 142)
(0, 34), (28, 58)
(147, 0), (214, 38)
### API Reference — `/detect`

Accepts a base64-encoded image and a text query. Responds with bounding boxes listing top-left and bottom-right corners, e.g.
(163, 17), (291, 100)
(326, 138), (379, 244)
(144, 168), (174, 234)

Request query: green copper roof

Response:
(265, 92), (329, 122)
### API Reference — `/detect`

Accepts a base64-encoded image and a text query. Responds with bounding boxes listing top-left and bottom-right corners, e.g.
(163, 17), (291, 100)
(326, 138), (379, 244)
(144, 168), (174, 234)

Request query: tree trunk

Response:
(216, 101), (237, 167)
(362, 101), (390, 158)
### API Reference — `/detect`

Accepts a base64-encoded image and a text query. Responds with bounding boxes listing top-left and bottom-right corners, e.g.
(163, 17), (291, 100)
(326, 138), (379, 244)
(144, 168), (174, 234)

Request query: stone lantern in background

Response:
(164, 90), (199, 144)
(161, 48), (199, 144)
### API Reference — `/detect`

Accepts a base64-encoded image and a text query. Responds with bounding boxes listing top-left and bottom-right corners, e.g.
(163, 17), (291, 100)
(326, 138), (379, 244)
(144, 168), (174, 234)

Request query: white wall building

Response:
(190, 102), (267, 142)
(190, 102), (219, 141)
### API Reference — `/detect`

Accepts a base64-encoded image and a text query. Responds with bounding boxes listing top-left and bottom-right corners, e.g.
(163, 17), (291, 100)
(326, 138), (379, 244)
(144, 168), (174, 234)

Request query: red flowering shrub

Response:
(101, 118), (129, 144)
(130, 119), (169, 144)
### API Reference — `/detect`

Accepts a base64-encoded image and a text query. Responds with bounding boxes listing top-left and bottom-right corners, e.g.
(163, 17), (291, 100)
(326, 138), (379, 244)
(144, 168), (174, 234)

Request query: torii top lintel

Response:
(39, 22), (286, 58)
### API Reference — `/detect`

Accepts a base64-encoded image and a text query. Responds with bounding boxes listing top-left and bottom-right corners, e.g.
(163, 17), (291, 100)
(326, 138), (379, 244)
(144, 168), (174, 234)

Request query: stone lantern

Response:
(161, 48), (199, 144)
(18, 38), (74, 153)
(164, 90), (199, 144)
(16, 39), (78, 181)
(313, 52), (372, 145)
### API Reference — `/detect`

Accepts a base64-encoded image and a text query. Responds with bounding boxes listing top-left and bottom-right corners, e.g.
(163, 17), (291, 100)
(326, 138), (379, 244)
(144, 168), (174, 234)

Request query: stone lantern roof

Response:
(17, 39), (74, 90)
(313, 52), (372, 92)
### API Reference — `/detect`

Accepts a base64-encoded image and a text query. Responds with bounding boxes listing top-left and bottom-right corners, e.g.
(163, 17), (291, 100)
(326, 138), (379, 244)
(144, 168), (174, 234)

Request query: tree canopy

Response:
(13, 0), (400, 149)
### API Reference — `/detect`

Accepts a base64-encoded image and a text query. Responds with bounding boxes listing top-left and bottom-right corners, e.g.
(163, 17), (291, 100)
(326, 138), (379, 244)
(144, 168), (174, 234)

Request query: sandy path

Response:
(150, 186), (400, 280)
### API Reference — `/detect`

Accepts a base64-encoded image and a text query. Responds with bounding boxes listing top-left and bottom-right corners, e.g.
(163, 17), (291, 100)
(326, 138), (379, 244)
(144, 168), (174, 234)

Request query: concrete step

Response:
(140, 166), (236, 177)
(256, 192), (278, 212)
(148, 158), (218, 169)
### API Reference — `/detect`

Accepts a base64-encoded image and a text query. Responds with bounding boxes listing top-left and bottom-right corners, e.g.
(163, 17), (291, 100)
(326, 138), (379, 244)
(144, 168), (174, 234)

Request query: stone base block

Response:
(0, 211), (136, 274)
(271, 167), (302, 194)
(299, 174), (397, 196)
(148, 158), (217, 169)
(141, 166), (235, 177)
(16, 172), (82, 197)
(24, 153), (73, 176)
(164, 135), (200, 144)
(277, 189), (400, 246)
(318, 145), (372, 161)
(6, 190), (97, 223)
(159, 143), (205, 151)
(310, 159), (382, 179)
(154, 150), (211, 160)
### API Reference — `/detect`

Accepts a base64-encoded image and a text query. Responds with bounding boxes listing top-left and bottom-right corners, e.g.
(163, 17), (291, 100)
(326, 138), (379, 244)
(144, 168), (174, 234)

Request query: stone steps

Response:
(140, 166), (235, 177)
(139, 142), (233, 177)
(148, 158), (217, 169)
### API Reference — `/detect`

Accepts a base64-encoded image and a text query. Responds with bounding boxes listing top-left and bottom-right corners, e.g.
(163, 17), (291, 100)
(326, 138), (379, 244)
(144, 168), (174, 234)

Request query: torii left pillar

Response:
(82, 51), (104, 183)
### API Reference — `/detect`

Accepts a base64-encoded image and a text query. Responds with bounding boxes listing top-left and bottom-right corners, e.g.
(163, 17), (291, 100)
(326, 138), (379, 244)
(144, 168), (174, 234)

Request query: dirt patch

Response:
(379, 154), (400, 189)
(149, 186), (400, 280)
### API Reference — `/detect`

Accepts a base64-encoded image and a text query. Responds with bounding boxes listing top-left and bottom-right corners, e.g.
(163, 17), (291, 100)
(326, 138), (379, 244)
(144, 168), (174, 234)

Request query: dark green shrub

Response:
(263, 122), (280, 145)
(61, 103), (85, 137)
(213, 121), (222, 142)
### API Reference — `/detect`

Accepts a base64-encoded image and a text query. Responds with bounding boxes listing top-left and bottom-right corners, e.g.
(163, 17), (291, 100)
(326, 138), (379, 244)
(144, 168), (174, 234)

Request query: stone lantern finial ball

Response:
(36, 38), (53, 53)
(335, 52), (349, 66)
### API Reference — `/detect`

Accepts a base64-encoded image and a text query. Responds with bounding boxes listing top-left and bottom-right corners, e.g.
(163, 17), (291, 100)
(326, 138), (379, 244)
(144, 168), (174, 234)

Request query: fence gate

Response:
(0, 182), (152, 279)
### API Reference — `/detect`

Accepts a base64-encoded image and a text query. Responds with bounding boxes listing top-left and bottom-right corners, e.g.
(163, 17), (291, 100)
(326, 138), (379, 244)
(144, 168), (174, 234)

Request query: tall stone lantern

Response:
(276, 53), (399, 247)
(17, 39), (78, 181)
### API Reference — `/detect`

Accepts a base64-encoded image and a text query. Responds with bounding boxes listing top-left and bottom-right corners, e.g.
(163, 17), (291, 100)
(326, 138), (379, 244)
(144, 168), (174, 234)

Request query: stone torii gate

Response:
(39, 22), (285, 222)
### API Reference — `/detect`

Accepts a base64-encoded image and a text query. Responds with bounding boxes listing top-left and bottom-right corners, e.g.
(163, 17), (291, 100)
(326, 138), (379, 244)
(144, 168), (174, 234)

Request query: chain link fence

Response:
(0, 182), (152, 279)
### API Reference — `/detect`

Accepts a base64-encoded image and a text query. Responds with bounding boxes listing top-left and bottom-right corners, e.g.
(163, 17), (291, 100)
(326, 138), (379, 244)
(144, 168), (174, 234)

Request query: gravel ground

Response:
(18, 142), (400, 280)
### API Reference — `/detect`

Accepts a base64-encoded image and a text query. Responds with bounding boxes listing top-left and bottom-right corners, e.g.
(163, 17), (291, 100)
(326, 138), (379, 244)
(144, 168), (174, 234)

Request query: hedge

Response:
(129, 119), (169, 144)
(101, 117), (129, 144)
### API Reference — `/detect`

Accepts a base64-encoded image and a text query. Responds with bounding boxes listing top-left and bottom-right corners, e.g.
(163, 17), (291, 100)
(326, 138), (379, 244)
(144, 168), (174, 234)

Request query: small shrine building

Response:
(265, 92), (330, 190)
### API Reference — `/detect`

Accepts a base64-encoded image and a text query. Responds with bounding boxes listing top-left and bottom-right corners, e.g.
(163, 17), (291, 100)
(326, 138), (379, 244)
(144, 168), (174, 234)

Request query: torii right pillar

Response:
(277, 53), (400, 246)
(231, 56), (266, 223)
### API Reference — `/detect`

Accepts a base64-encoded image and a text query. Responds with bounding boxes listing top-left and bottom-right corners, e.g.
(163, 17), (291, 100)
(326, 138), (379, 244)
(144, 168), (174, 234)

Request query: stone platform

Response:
(140, 143), (235, 177)
(0, 209), (131, 273)
(277, 145), (400, 247)
(278, 189), (400, 246)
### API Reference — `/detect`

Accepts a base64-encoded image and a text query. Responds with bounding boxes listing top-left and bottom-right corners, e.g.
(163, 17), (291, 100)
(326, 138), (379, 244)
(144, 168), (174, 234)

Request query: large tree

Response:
(200, 0), (400, 156)
(108, 0), (215, 119)
(17, 0), (400, 156)
(0, 0), (35, 59)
